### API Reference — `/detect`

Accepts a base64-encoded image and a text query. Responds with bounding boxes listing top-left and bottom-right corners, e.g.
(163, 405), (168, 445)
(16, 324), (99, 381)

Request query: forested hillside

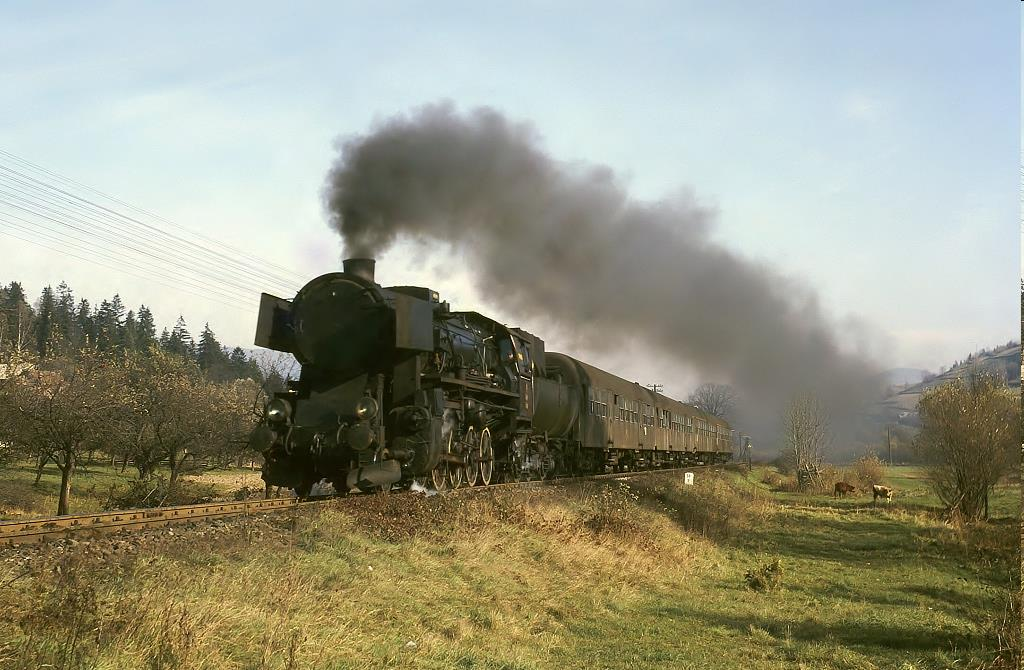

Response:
(0, 279), (272, 383)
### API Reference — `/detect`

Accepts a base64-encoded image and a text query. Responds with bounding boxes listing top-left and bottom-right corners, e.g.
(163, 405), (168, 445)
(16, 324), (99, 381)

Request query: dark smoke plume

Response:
(324, 103), (882, 447)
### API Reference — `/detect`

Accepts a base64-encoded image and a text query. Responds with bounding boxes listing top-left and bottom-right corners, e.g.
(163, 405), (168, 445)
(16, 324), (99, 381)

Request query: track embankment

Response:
(0, 464), (722, 546)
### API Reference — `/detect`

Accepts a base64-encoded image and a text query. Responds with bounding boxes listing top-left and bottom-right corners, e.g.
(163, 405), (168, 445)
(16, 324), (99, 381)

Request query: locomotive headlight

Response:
(354, 396), (379, 421)
(265, 398), (291, 423)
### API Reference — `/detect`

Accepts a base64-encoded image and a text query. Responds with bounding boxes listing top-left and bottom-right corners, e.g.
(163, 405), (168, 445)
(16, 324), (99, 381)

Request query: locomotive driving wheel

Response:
(463, 427), (480, 487)
(431, 417), (456, 491)
(478, 428), (494, 486)
(448, 433), (465, 489)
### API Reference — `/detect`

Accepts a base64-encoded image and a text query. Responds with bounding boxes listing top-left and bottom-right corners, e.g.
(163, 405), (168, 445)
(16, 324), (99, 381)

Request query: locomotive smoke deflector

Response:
(343, 257), (376, 283)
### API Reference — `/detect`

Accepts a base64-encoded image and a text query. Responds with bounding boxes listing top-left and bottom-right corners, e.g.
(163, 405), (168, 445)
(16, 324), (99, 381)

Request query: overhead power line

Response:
(0, 164), (301, 293)
(0, 223), (253, 312)
(0, 148), (311, 309)
(0, 188), (278, 298)
(0, 148), (307, 284)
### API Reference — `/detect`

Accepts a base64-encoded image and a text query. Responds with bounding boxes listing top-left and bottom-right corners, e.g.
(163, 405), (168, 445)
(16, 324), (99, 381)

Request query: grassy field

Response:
(760, 464), (1020, 519)
(0, 459), (266, 519)
(0, 465), (1018, 669)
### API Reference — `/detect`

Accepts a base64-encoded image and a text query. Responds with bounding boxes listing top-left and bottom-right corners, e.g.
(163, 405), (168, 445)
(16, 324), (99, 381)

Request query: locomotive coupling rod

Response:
(438, 453), (467, 466)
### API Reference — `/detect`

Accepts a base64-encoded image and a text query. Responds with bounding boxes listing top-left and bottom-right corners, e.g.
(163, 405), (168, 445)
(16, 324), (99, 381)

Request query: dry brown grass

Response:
(2, 474), (754, 669)
(184, 469), (265, 490)
(0, 468), (1012, 669)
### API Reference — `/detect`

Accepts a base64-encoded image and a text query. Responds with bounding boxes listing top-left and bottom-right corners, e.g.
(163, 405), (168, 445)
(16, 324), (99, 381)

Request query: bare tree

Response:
(687, 383), (737, 420)
(108, 350), (258, 484)
(0, 350), (121, 514)
(914, 372), (1019, 520)
(781, 392), (830, 490)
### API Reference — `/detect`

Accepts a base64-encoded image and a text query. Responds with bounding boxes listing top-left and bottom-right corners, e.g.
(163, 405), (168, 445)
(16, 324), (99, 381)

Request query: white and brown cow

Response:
(872, 484), (893, 503)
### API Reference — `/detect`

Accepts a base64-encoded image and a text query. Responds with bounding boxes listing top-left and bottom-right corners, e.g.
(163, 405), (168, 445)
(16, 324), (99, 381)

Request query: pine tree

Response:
(159, 327), (171, 349)
(109, 294), (126, 350)
(228, 346), (261, 381)
(34, 285), (56, 357)
(228, 346), (249, 369)
(54, 281), (78, 352)
(137, 305), (157, 351)
(197, 323), (227, 372)
(76, 298), (94, 347)
(123, 310), (139, 352)
(95, 299), (115, 351)
(165, 316), (195, 359)
(94, 294), (128, 351)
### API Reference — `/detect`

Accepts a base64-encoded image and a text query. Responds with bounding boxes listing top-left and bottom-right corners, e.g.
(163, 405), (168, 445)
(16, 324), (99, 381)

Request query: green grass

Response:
(752, 464), (1020, 520)
(0, 466), (1018, 669)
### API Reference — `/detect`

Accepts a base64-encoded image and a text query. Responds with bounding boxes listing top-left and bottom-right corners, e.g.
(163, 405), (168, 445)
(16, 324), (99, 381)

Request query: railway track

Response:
(0, 464), (723, 547)
(0, 497), (301, 547)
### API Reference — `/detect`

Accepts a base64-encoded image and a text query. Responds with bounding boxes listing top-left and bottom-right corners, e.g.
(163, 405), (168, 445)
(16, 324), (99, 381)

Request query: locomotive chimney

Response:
(343, 257), (376, 283)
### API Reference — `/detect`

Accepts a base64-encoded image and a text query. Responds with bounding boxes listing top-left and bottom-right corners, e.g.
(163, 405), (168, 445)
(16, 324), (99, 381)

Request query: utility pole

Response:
(887, 425), (892, 465)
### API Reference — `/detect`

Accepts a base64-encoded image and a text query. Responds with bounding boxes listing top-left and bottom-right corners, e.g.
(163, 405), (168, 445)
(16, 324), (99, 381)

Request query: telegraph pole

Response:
(887, 425), (892, 465)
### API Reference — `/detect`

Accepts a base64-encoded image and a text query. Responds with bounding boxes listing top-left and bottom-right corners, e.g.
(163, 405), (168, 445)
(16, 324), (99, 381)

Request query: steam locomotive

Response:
(250, 258), (733, 496)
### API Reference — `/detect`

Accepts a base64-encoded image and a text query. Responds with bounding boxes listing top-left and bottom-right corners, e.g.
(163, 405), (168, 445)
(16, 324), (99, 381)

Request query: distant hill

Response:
(888, 341), (1021, 426)
(840, 341), (1022, 462)
(880, 367), (930, 388)
(900, 342), (1021, 396)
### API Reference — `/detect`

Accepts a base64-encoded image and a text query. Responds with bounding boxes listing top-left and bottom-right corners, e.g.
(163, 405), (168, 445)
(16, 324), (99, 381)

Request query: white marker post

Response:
(684, 472), (694, 486)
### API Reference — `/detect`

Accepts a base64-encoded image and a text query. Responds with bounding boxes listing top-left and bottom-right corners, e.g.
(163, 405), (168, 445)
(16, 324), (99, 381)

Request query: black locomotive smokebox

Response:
(343, 257), (376, 283)
(291, 273), (391, 370)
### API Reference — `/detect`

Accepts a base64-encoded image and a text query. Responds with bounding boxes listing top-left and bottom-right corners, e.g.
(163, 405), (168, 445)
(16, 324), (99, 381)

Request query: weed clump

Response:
(760, 469), (785, 490)
(744, 559), (784, 592)
(580, 482), (653, 549)
(852, 453), (887, 490)
(104, 477), (218, 509)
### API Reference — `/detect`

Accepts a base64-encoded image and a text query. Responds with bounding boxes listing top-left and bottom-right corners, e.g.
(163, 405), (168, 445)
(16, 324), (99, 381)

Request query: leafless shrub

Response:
(780, 393), (831, 491)
(103, 477), (218, 510)
(852, 452), (886, 490)
(915, 372), (1019, 520)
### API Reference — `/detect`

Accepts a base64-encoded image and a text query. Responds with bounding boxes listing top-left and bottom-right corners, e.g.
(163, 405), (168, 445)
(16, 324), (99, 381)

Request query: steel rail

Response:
(0, 497), (300, 547)
(448, 463), (722, 495)
(0, 464), (725, 546)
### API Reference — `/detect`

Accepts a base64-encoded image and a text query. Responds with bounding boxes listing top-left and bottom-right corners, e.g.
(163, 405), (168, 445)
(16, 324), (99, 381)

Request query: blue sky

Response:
(0, 1), (1018, 381)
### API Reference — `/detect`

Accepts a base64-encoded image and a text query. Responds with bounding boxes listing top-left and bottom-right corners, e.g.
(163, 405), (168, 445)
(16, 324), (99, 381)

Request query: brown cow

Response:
(872, 484), (893, 503)
(834, 482), (856, 498)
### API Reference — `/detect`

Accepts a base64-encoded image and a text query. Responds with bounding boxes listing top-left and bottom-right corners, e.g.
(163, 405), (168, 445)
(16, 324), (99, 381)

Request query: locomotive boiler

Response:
(251, 258), (732, 496)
